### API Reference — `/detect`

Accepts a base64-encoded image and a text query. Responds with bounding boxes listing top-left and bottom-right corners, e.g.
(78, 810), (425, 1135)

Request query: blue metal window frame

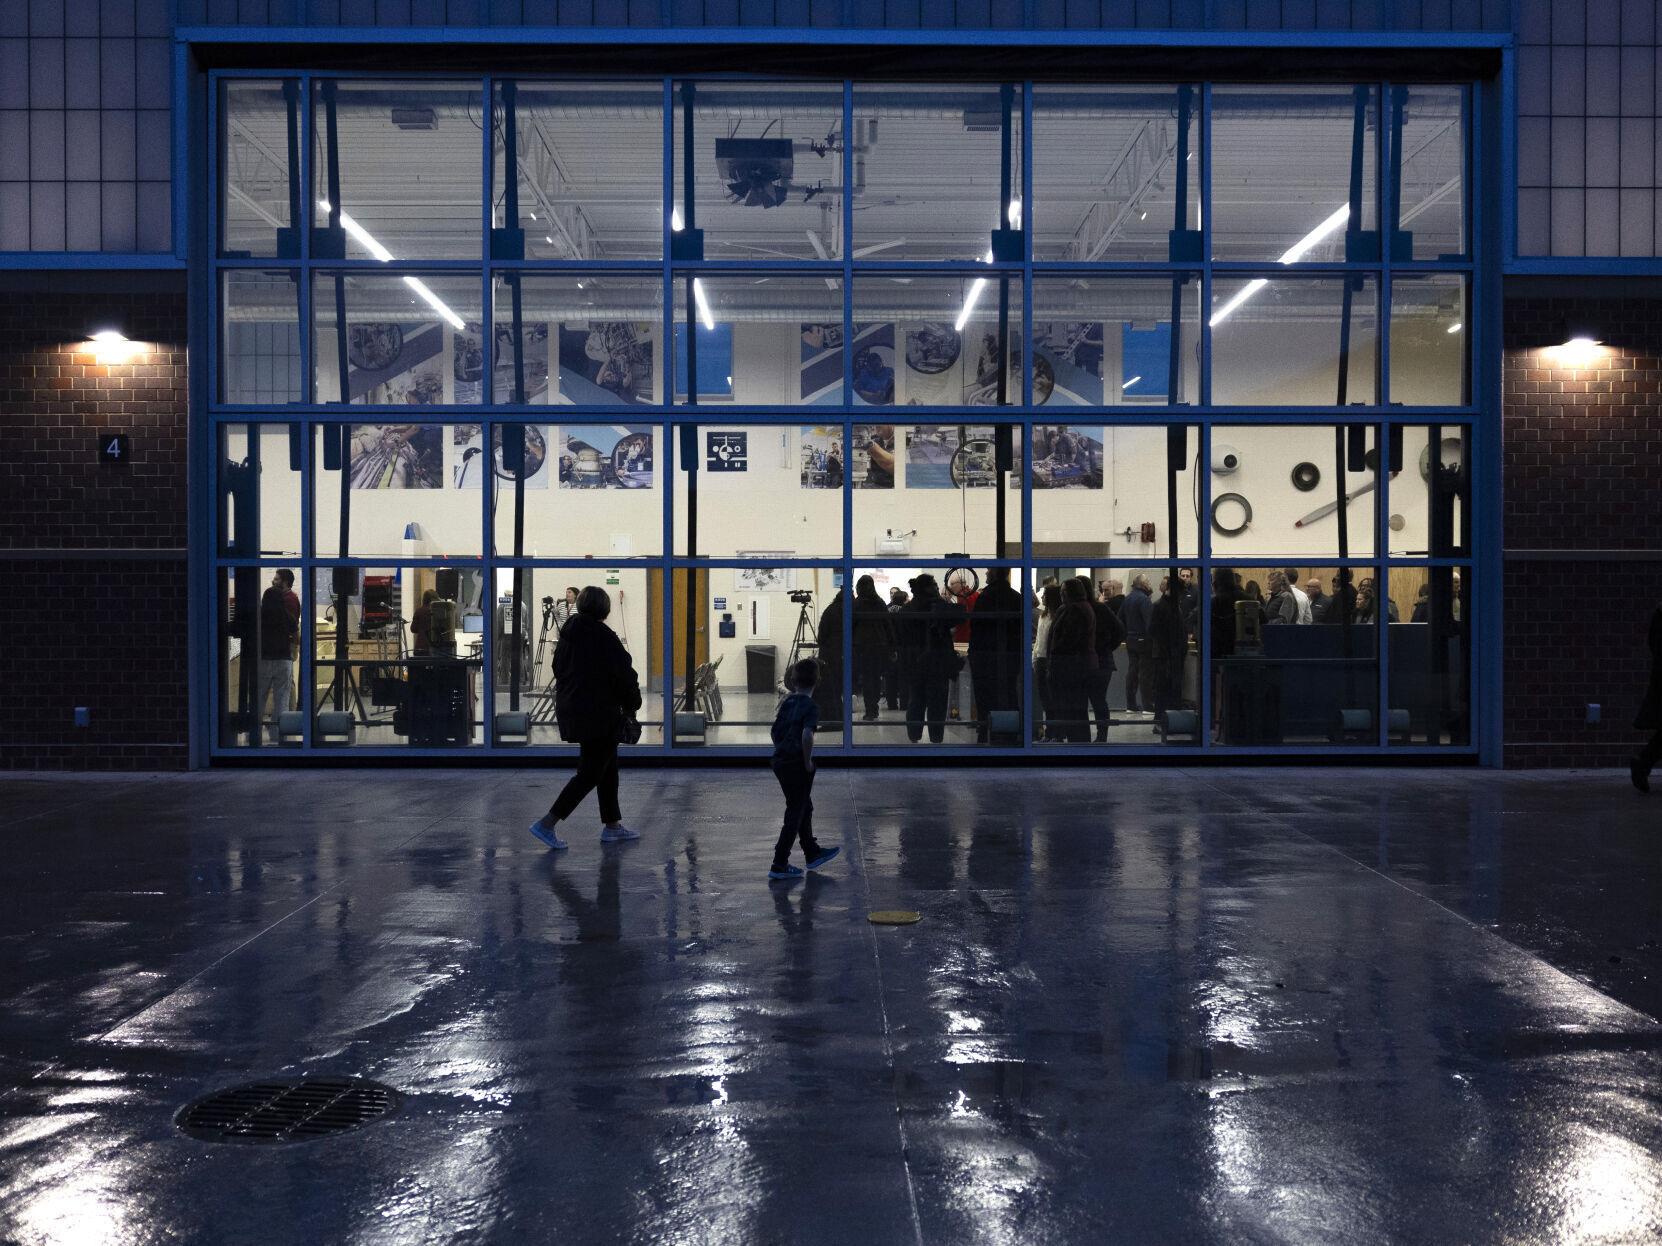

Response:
(193, 61), (1495, 764)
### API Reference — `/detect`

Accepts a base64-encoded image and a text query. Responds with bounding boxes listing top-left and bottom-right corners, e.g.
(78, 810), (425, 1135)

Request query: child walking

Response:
(769, 659), (841, 881)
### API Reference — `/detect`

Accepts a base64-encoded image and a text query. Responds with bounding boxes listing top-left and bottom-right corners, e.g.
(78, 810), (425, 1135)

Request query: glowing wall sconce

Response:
(87, 329), (144, 364)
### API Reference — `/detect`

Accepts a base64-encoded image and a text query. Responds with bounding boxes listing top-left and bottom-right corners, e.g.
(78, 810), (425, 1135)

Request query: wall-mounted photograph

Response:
(1031, 424), (1104, 489)
(348, 423), (444, 489)
(559, 425), (655, 489)
(558, 322), (654, 405)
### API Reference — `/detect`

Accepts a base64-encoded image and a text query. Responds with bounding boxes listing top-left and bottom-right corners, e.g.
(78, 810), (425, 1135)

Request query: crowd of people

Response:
(803, 565), (1453, 743)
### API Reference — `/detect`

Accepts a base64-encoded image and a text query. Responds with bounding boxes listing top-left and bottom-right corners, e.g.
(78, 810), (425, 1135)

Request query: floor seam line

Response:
(846, 766), (926, 1246)
(0, 806), (468, 1102)
(1184, 768), (1662, 1029)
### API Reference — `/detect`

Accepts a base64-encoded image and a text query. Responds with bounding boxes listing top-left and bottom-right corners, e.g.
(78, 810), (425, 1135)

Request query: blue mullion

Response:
(1474, 70), (1504, 766)
(480, 75), (496, 750)
(662, 81), (677, 744)
(1377, 80), (1393, 749)
(1200, 83), (1213, 413)
(1197, 420), (1212, 750)
(840, 81), (856, 747)
(1019, 82), (1035, 752)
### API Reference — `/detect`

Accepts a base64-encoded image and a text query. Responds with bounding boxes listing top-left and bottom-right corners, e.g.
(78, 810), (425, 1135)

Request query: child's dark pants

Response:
(770, 758), (818, 869)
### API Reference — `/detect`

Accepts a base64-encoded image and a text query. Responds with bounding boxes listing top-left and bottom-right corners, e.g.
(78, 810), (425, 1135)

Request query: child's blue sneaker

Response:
(768, 864), (805, 881)
(806, 846), (840, 870)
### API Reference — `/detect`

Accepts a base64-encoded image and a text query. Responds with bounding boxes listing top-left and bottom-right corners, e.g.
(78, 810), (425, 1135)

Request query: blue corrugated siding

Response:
(174, 0), (1520, 27)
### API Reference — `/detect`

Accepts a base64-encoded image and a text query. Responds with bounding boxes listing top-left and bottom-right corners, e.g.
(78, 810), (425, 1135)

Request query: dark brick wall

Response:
(0, 279), (191, 770)
(1502, 292), (1662, 769)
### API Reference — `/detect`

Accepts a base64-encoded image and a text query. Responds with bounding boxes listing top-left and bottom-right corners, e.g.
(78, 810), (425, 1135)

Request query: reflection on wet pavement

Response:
(0, 768), (1658, 1243)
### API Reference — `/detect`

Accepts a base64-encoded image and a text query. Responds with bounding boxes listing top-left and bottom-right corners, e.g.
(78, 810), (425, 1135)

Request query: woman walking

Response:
(529, 586), (642, 849)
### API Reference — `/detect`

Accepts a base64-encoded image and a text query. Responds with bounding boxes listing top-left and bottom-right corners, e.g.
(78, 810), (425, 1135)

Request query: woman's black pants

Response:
(548, 734), (621, 824)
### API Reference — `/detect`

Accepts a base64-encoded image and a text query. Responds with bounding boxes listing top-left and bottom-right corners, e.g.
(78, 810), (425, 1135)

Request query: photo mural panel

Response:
(559, 426), (656, 489)
(349, 423), (445, 490)
(1031, 425), (1104, 489)
(452, 424), (552, 491)
(557, 322), (656, 405)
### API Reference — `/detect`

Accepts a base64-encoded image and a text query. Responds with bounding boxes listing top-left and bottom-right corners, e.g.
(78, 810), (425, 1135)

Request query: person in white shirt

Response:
(1285, 567), (1313, 625)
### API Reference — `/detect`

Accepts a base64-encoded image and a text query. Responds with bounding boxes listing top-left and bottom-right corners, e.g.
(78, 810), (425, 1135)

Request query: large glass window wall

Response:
(208, 73), (1481, 757)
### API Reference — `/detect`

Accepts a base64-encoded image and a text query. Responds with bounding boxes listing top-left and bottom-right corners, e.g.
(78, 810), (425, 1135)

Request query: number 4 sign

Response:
(98, 434), (130, 463)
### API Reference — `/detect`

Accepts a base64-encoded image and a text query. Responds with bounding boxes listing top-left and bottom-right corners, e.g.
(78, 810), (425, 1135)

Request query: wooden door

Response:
(648, 568), (707, 682)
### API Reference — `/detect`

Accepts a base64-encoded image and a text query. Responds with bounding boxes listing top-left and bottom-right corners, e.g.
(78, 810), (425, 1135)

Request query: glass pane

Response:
(1210, 277), (1379, 406)
(671, 275), (842, 405)
(314, 424), (484, 560)
(854, 423), (1024, 563)
(494, 422), (661, 559)
(846, 565), (1028, 746)
(1211, 565), (1380, 747)
(1388, 565), (1471, 746)
(221, 270), (302, 405)
(1032, 85), (1200, 262)
(1387, 424), (1472, 559)
(1030, 276), (1201, 406)
(852, 276), (1023, 407)
(674, 424), (840, 559)
(216, 566), (307, 748)
(1205, 425), (1379, 561)
(310, 565), (486, 748)
(221, 80), (300, 258)
(1034, 566), (1199, 745)
(488, 567), (661, 747)
(495, 81), (663, 262)
(1390, 274), (1468, 406)
(313, 272), (483, 405)
(219, 423), (302, 558)
(679, 566), (847, 749)
(1210, 86), (1378, 262)
(852, 84), (1022, 262)
(1392, 85), (1467, 260)
(496, 272), (663, 406)
(674, 81), (845, 262)
(1031, 424), (1198, 561)
(312, 80), (482, 260)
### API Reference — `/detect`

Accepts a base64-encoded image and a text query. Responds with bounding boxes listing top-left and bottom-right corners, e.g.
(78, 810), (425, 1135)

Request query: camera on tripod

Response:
(788, 590), (812, 604)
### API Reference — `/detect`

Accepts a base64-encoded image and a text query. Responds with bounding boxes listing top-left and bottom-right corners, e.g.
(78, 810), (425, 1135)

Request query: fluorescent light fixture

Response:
(1446, 322), (1462, 334)
(1122, 375), (1141, 390)
(671, 206), (684, 232)
(1277, 204), (1351, 264)
(318, 197), (466, 330)
(1209, 278), (1268, 327)
(692, 278), (715, 330)
(545, 235), (554, 244)
(403, 276), (466, 330)
(954, 250), (995, 333)
(1209, 204), (1353, 327)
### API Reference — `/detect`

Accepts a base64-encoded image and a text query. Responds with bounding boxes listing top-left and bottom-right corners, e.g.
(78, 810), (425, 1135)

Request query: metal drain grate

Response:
(175, 1076), (401, 1144)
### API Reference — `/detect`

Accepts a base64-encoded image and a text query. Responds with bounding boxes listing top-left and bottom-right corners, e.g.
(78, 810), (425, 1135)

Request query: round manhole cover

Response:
(175, 1076), (401, 1144)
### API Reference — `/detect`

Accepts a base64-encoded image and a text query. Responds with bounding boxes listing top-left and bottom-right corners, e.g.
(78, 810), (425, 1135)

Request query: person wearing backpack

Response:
(256, 569), (300, 741)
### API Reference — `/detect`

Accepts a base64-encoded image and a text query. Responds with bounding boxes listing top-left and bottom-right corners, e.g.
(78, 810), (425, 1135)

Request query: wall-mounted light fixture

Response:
(1550, 334), (1604, 368)
(87, 328), (143, 364)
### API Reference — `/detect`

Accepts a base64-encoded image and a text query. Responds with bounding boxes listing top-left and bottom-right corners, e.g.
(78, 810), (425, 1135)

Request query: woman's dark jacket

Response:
(1210, 583), (1242, 659)
(1047, 601), (1098, 665)
(553, 613), (642, 743)
(852, 592), (896, 653)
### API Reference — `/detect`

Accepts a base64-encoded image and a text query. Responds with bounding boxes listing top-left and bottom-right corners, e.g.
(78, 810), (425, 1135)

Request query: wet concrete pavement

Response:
(1, 767), (1658, 1244)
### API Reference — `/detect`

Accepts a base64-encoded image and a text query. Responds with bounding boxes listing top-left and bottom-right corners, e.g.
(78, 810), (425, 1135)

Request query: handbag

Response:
(617, 715), (643, 745)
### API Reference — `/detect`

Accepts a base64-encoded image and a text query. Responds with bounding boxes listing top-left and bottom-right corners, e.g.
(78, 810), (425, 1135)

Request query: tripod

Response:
(529, 599), (561, 726)
(777, 597), (818, 696)
(318, 595), (373, 727)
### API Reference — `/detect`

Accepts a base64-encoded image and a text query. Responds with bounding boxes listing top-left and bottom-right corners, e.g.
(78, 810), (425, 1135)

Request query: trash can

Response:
(745, 644), (777, 693)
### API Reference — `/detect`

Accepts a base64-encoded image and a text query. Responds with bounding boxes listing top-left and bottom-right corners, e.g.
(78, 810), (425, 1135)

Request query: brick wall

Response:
(1502, 290), (1662, 769)
(0, 278), (191, 770)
